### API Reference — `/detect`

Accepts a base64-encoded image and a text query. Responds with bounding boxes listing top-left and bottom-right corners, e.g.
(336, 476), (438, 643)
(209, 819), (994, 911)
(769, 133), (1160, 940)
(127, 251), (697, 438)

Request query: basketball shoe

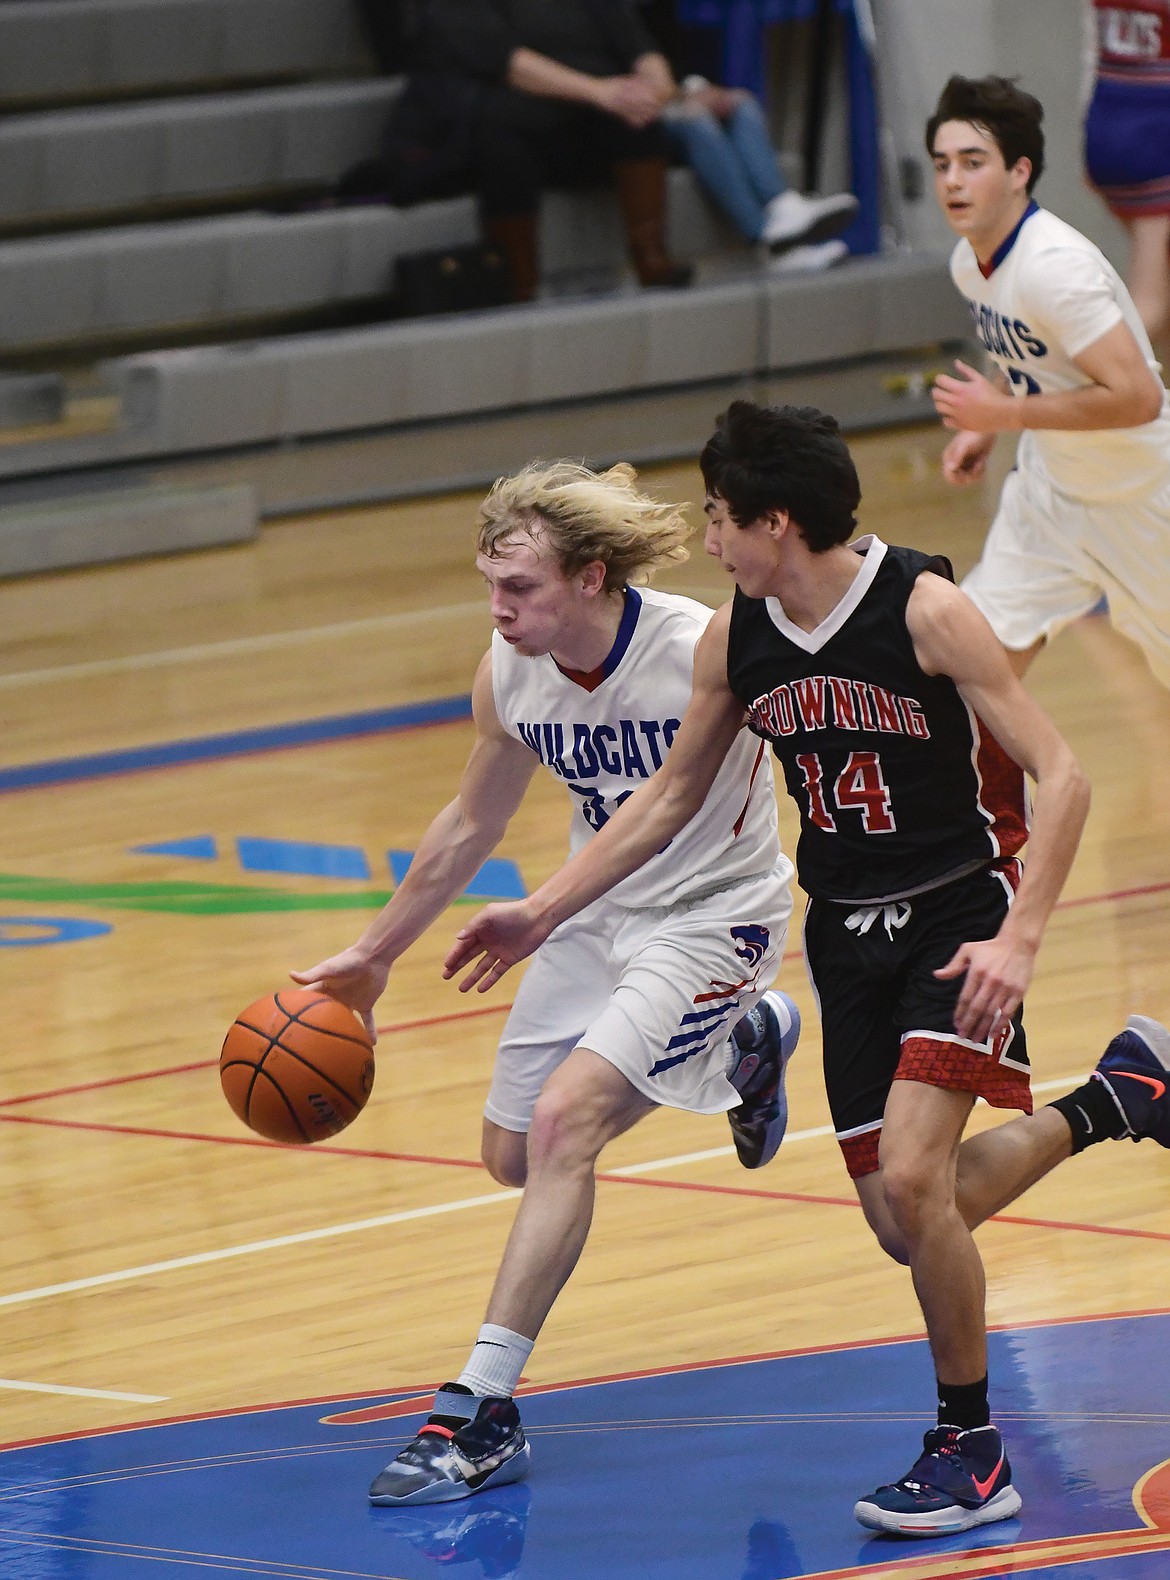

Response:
(727, 990), (801, 1169)
(854, 1424), (1021, 1536)
(368, 1384), (530, 1506)
(1092, 1015), (1170, 1145)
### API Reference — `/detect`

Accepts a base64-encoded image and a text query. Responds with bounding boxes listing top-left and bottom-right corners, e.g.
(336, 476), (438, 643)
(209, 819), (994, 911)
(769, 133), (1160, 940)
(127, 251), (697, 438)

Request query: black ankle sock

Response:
(1049, 1076), (1127, 1152)
(937, 1375), (989, 1431)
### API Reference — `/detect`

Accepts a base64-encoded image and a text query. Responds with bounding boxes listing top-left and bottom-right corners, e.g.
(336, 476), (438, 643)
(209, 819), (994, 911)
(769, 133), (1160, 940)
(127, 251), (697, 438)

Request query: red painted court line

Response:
(1055, 878), (1170, 911)
(375, 1000), (514, 1036)
(0, 1059), (218, 1111)
(0, 1000), (515, 1111)
(3, 1109), (1169, 1246)
(0, 1112), (488, 1170)
(7, 1302), (1170, 1453)
(1, 881), (1162, 1114)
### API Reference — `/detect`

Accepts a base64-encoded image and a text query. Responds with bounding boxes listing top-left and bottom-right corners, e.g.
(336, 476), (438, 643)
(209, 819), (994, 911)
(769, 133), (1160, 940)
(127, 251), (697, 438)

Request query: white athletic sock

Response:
(457, 1323), (534, 1398)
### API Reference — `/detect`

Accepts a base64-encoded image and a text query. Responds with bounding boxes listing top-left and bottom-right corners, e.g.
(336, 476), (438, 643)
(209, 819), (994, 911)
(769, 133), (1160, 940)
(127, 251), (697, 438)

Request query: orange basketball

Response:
(220, 989), (375, 1144)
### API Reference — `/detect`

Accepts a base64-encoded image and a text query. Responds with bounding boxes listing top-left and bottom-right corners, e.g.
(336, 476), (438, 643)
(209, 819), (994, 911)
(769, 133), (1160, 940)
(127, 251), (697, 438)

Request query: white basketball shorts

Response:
(483, 859), (794, 1132)
(962, 462), (1170, 686)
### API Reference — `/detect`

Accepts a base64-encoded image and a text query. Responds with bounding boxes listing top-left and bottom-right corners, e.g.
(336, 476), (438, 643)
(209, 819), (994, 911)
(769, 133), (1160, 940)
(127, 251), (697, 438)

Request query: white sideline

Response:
(0, 1378), (167, 1402)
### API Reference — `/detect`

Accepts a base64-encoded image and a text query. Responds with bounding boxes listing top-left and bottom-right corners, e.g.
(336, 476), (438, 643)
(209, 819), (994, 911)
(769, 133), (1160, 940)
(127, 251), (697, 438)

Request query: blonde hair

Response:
(477, 460), (691, 592)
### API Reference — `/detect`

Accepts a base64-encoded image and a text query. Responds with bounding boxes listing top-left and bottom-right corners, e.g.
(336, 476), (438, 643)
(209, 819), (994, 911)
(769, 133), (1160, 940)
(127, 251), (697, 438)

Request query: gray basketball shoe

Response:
(369, 1384), (530, 1506)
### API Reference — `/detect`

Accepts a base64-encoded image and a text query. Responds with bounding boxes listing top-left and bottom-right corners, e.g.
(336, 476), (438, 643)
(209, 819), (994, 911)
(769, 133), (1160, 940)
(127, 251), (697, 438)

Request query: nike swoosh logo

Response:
(972, 1454), (1005, 1500)
(1075, 1105), (1093, 1135)
(1112, 1071), (1167, 1100)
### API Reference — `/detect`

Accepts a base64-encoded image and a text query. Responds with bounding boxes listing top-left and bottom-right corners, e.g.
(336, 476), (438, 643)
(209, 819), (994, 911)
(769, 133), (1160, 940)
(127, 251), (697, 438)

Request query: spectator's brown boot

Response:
(614, 159), (693, 289)
(484, 213), (539, 303)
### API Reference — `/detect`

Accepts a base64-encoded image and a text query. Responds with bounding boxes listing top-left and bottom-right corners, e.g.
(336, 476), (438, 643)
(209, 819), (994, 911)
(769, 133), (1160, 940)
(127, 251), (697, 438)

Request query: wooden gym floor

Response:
(0, 422), (1168, 1578)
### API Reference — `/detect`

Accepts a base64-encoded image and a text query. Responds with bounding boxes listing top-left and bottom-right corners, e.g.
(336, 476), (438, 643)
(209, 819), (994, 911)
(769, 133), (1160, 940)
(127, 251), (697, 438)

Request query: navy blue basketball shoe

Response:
(854, 1424), (1021, 1536)
(369, 1384), (530, 1506)
(727, 989), (801, 1169)
(1093, 1015), (1170, 1146)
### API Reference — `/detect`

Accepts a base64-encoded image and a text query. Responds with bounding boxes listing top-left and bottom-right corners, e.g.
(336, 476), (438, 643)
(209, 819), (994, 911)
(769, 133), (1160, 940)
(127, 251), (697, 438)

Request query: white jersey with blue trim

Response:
(492, 584), (785, 910)
(950, 202), (1170, 500)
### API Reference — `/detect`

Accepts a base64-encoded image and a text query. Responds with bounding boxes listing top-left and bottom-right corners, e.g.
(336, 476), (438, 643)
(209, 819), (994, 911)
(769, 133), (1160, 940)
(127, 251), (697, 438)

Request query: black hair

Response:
(699, 401), (860, 552)
(925, 75), (1045, 192)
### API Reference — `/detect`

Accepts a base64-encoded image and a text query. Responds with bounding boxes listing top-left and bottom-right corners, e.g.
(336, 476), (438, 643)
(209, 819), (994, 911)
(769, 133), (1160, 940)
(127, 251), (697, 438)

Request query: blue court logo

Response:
(0, 916), (112, 947)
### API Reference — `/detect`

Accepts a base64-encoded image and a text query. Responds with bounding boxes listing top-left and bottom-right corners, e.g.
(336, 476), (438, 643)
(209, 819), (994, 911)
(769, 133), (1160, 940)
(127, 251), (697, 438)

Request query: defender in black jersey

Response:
(448, 402), (1170, 1538)
(727, 534), (1033, 1178)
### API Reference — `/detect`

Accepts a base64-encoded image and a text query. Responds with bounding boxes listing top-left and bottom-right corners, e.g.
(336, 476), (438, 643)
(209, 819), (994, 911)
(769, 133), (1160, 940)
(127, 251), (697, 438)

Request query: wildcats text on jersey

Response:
(515, 717), (682, 780)
(963, 299), (1048, 364)
(747, 674), (930, 741)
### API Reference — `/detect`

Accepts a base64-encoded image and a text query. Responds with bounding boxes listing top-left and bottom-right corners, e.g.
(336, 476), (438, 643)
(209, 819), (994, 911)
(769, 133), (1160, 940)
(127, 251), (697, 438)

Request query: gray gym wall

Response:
(877, 0), (1128, 268)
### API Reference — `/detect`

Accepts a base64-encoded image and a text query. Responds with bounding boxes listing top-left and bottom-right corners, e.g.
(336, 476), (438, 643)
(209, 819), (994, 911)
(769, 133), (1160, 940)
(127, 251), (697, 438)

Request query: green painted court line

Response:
(0, 874), (403, 917)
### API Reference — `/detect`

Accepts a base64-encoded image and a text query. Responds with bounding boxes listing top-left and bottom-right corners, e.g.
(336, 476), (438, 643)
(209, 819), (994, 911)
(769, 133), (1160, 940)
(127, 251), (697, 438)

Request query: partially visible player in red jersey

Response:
(1085, 0), (1170, 352)
(443, 402), (1170, 1539)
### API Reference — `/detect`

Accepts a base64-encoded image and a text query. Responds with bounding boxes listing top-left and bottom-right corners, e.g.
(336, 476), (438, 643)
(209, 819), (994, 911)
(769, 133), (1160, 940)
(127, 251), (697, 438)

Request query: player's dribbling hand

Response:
(289, 949), (387, 1042)
(444, 900), (551, 993)
(932, 360), (1016, 434)
(933, 934), (1035, 1044)
(940, 428), (994, 486)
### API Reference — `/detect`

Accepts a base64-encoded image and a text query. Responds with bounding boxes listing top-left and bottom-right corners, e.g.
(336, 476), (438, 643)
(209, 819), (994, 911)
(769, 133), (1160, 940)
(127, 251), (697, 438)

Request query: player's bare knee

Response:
(527, 1086), (604, 1173)
(879, 1162), (939, 1240)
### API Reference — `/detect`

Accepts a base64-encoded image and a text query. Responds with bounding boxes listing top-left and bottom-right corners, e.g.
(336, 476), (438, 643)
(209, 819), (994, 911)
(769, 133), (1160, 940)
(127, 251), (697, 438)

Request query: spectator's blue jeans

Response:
(663, 94), (786, 241)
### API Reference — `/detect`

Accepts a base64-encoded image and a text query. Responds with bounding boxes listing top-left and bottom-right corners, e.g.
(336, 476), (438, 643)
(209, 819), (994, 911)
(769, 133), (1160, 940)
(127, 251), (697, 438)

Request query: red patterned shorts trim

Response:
(895, 1032), (1033, 1113)
(837, 1032), (1032, 1179)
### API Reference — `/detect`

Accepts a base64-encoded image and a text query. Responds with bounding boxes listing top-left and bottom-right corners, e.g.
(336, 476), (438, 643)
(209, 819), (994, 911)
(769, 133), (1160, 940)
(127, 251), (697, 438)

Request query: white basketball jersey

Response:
(492, 585), (785, 909)
(950, 203), (1170, 500)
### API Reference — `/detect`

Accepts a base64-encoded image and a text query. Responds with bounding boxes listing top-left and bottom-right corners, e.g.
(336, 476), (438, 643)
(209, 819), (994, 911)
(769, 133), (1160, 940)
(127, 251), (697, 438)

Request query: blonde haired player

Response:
(927, 74), (1170, 685)
(293, 458), (798, 1504)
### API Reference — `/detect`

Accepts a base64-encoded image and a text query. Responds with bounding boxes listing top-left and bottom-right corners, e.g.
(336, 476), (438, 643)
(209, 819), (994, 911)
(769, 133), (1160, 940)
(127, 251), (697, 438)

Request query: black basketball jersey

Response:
(726, 537), (1028, 903)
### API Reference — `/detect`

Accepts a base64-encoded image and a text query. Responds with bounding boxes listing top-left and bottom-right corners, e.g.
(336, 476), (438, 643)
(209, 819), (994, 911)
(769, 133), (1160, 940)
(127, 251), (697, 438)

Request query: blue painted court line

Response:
(0, 696), (473, 794)
(238, 837), (371, 881)
(389, 850), (527, 900)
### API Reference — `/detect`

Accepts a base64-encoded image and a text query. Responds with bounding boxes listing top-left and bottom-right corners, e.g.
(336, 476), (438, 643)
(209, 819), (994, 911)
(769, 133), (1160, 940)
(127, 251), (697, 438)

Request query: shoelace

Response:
(844, 900), (913, 940)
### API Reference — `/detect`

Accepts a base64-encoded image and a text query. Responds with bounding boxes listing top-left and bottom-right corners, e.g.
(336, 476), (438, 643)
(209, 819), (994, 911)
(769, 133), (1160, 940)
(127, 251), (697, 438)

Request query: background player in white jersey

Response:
(291, 459), (797, 1505)
(926, 74), (1170, 686)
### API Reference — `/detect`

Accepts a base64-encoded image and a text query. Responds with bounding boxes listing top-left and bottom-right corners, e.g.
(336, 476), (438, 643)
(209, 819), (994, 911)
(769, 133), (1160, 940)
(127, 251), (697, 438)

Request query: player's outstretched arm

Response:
(908, 573), (1091, 1042)
(445, 606), (748, 992)
(291, 650), (538, 1037)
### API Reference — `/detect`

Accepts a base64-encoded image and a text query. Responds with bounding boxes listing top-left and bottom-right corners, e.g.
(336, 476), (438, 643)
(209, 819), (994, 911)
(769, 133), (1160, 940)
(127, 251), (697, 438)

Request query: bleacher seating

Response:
(0, 80), (402, 231)
(0, 0), (970, 575)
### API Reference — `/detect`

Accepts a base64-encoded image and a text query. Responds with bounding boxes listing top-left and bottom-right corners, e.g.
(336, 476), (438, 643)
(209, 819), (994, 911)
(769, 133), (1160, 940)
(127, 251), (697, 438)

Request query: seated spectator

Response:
(405, 0), (694, 301)
(661, 76), (859, 271)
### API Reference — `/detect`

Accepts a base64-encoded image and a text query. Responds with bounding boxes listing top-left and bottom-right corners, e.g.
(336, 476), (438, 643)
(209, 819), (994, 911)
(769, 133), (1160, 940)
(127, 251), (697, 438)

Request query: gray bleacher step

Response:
(0, 0), (372, 109)
(0, 481), (257, 577)
(0, 79), (401, 229)
(0, 170), (737, 354)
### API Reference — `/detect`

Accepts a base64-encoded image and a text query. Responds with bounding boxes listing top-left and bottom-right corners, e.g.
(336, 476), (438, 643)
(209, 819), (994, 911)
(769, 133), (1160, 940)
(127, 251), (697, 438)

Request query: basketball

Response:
(220, 989), (375, 1144)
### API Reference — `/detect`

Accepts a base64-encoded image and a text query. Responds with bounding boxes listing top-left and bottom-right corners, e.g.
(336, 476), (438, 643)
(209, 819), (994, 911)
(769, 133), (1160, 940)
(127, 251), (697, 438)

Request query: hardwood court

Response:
(0, 425), (1168, 1571)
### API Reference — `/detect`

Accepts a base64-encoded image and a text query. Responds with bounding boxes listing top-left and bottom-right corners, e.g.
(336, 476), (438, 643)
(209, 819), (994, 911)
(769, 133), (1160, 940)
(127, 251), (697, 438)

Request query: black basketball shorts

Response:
(803, 859), (1032, 1179)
